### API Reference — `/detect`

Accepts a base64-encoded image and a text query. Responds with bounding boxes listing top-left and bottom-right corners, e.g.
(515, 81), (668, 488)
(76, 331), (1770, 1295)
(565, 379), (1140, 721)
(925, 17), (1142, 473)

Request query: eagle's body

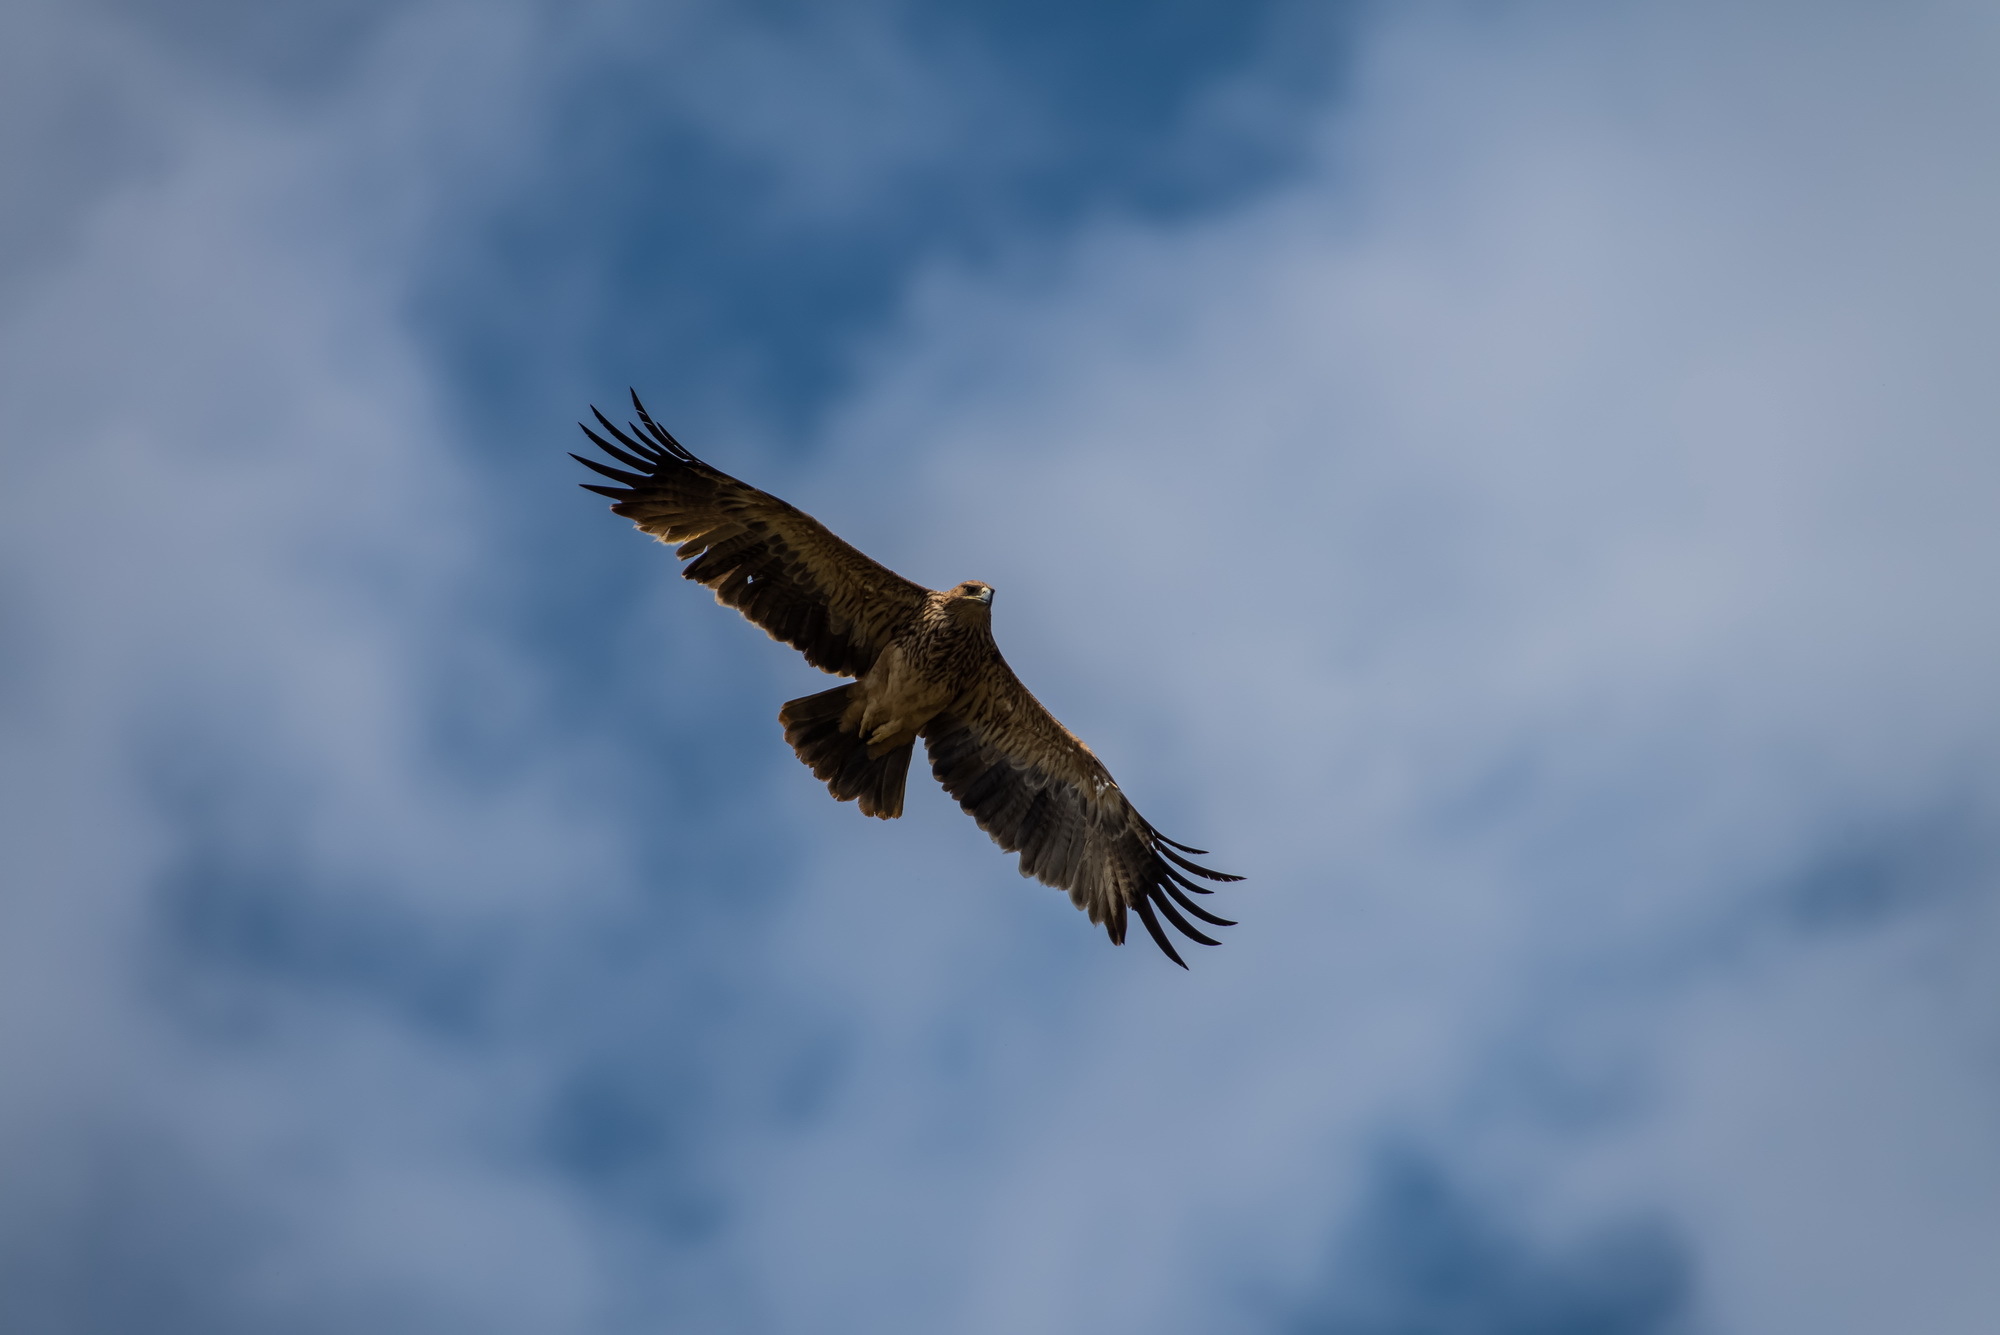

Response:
(819, 589), (995, 800)
(575, 394), (1239, 965)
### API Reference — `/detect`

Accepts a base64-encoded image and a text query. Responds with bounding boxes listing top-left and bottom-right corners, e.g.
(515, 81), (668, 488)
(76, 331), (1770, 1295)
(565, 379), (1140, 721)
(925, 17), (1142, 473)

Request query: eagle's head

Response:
(950, 580), (995, 616)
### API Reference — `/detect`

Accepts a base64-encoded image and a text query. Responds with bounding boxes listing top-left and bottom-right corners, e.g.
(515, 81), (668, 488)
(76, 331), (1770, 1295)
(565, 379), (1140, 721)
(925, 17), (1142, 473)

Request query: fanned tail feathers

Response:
(779, 684), (913, 820)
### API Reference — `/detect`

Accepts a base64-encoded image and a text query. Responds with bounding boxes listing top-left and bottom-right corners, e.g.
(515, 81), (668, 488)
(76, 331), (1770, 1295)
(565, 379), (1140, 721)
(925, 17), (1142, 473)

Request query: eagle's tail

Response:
(779, 684), (913, 820)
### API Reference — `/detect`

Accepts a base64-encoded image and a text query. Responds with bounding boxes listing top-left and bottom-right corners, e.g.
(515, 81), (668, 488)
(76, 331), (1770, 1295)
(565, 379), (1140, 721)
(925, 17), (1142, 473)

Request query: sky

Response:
(3, 1), (1999, 1332)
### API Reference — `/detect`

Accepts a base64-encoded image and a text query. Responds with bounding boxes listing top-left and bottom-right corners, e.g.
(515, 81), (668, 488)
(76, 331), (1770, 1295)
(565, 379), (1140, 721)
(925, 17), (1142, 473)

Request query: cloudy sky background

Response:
(4, 0), (1999, 1331)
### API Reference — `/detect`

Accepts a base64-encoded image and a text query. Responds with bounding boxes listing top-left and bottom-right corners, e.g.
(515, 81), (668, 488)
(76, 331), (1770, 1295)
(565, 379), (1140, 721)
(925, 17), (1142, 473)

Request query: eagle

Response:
(574, 393), (1240, 966)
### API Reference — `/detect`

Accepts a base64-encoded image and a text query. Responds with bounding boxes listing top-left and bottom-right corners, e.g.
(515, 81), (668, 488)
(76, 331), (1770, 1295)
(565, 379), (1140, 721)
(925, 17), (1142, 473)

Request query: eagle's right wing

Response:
(574, 393), (929, 678)
(922, 662), (1241, 967)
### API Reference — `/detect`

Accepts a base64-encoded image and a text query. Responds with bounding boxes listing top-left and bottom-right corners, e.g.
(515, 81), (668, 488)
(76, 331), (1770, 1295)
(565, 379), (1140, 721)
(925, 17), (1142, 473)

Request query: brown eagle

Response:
(574, 393), (1240, 966)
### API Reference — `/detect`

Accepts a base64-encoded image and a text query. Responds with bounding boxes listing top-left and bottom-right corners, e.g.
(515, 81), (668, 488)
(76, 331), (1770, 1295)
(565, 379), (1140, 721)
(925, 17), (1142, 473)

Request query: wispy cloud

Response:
(2, 1), (1997, 1332)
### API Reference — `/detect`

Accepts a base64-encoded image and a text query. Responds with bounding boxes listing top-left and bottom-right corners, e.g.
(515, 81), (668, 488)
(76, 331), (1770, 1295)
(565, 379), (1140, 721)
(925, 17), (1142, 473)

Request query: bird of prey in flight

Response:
(574, 394), (1240, 966)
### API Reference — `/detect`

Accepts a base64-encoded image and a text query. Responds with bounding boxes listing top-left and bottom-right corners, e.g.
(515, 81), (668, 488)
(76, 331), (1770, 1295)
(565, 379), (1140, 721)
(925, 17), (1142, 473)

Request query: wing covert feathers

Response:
(922, 672), (1241, 968)
(575, 392), (929, 677)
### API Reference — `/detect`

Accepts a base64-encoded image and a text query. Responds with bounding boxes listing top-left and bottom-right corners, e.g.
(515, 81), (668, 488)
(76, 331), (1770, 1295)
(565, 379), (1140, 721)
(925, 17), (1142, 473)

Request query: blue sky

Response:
(4, 1), (1999, 1331)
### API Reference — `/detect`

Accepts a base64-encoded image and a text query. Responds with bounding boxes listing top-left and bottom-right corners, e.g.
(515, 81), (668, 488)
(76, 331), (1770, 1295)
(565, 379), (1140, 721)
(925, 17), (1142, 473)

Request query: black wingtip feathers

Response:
(1130, 896), (1189, 968)
(575, 393), (707, 501)
(629, 389), (697, 461)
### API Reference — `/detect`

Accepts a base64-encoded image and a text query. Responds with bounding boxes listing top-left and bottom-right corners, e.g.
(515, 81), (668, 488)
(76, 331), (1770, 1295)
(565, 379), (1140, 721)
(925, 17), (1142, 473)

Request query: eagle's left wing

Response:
(573, 393), (930, 679)
(921, 664), (1241, 967)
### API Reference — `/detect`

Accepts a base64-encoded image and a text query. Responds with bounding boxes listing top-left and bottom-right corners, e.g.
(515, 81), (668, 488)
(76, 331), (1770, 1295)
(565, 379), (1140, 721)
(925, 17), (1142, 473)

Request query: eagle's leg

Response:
(778, 684), (915, 820)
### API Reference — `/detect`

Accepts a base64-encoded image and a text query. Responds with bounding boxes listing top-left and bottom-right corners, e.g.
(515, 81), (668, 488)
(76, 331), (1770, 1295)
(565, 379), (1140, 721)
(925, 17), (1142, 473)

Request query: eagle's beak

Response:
(976, 588), (994, 606)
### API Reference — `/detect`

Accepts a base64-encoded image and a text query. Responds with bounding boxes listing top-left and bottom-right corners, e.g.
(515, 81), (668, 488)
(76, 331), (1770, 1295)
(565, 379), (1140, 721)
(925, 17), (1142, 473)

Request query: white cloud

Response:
(3, 1), (1998, 1332)
(0, 4), (639, 1329)
(739, 2), (2000, 1330)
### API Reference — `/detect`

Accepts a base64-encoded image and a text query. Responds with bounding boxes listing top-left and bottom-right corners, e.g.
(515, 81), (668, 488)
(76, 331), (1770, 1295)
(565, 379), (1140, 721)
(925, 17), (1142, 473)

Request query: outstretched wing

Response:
(922, 664), (1242, 967)
(574, 393), (929, 678)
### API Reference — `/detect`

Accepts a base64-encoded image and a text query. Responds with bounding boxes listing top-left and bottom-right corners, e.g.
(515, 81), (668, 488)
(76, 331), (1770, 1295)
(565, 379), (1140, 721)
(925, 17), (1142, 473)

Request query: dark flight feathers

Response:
(923, 705), (1241, 967)
(574, 400), (926, 678)
(577, 392), (1241, 965)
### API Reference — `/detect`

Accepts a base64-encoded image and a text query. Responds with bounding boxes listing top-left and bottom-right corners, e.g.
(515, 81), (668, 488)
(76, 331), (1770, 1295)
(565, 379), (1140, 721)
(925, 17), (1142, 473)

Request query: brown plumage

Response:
(574, 392), (1241, 966)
